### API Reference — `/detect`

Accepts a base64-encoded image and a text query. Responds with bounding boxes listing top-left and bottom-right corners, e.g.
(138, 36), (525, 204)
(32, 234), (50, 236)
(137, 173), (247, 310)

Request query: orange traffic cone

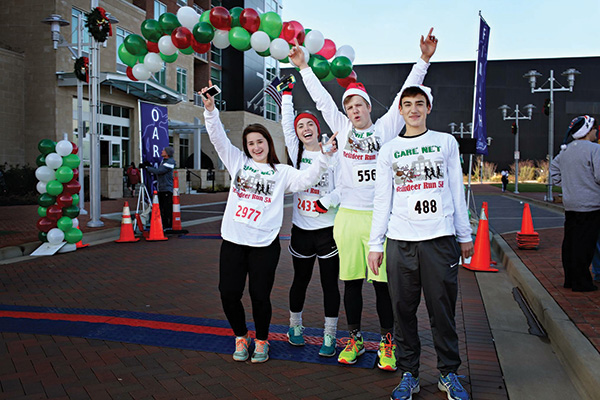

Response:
(115, 201), (140, 243)
(134, 212), (149, 239)
(76, 240), (89, 249)
(517, 203), (539, 249)
(463, 201), (498, 272)
(166, 171), (188, 234)
(146, 191), (168, 241)
(482, 202), (497, 266)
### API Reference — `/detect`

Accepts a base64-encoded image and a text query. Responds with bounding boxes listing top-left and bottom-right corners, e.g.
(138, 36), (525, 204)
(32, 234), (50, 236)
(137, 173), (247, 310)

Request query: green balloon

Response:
(72, 193), (80, 206)
(199, 10), (212, 25)
(38, 231), (48, 243)
(180, 46), (194, 55)
(38, 206), (48, 218)
(57, 216), (74, 232)
(65, 228), (83, 244)
(230, 7), (243, 27)
(321, 70), (336, 82)
(281, 56), (290, 64)
(36, 154), (46, 167)
(55, 166), (74, 183)
(38, 193), (56, 207)
(259, 12), (283, 40)
(124, 34), (148, 56)
(46, 180), (64, 196)
(308, 54), (330, 80)
(160, 52), (178, 63)
(229, 27), (251, 51)
(62, 154), (80, 169)
(141, 19), (163, 42)
(256, 48), (271, 57)
(118, 43), (138, 67)
(62, 205), (80, 219)
(330, 56), (353, 79)
(158, 12), (181, 34)
(38, 139), (55, 155)
(192, 22), (215, 43)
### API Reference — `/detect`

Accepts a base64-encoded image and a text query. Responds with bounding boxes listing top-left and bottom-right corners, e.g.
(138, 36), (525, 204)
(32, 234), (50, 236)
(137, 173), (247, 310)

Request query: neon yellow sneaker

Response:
(337, 335), (365, 364)
(377, 333), (397, 371)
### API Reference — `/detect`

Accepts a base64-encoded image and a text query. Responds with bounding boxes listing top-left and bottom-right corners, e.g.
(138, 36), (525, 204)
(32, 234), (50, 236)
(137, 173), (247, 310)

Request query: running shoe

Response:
(287, 325), (305, 346)
(319, 333), (336, 357)
(378, 332), (397, 371)
(233, 335), (251, 362)
(438, 373), (469, 400)
(390, 372), (420, 400)
(251, 339), (270, 363)
(337, 334), (365, 364)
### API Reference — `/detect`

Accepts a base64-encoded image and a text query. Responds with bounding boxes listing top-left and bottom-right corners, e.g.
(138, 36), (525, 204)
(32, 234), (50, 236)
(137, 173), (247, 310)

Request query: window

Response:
(177, 67), (187, 97)
(211, 45), (222, 65)
(193, 4), (204, 14)
(265, 0), (279, 12)
(71, 8), (90, 54)
(210, 67), (223, 109)
(154, 1), (167, 20)
(116, 27), (133, 73)
(177, 0), (187, 7)
(264, 57), (279, 121)
(154, 65), (166, 85)
(180, 137), (189, 165)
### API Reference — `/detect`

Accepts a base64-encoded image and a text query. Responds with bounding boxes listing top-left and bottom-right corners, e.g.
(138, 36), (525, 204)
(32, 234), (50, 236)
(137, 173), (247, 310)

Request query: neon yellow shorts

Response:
(333, 207), (387, 282)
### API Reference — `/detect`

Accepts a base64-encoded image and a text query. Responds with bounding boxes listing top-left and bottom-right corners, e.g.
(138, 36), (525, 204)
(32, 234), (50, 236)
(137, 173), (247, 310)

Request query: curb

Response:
(492, 233), (600, 400)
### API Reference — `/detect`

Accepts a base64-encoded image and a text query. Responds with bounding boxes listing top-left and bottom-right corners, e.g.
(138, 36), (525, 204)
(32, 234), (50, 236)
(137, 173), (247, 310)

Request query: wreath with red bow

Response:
(74, 57), (89, 83)
(85, 7), (112, 43)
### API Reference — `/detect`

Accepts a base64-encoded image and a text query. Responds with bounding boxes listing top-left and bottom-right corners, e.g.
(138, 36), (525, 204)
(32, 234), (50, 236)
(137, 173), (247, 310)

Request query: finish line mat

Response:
(0, 305), (378, 368)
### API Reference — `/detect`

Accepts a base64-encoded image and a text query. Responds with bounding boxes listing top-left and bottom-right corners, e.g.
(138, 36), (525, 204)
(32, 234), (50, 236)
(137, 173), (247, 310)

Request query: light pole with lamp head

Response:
(499, 104), (535, 194)
(523, 68), (580, 202)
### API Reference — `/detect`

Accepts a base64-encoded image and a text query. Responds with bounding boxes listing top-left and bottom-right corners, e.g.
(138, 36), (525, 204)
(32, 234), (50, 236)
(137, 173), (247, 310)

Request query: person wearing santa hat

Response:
(281, 84), (341, 357)
(288, 28), (438, 370)
(551, 115), (600, 293)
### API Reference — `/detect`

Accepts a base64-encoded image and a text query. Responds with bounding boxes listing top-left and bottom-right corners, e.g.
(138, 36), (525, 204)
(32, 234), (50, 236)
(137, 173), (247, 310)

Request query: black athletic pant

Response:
(157, 191), (173, 229)
(386, 236), (462, 376)
(562, 210), (600, 291)
(289, 254), (340, 317)
(343, 279), (394, 334)
(219, 238), (280, 340)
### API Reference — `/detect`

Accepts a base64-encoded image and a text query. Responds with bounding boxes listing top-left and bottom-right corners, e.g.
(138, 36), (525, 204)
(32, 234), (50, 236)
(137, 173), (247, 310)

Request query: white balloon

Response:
(72, 218), (79, 229)
(335, 45), (356, 63)
(143, 52), (163, 73)
(47, 228), (65, 245)
(45, 153), (63, 169)
(55, 140), (73, 157)
(176, 6), (199, 31)
(250, 31), (270, 53)
(158, 35), (177, 55)
(269, 38), (290, 60)
(289, 46), (310, 67)
(304, 30), (325, 54)
(35, 166), (55, 182)
(132, 64), (152, 81)
(212, 30), (230, 49)
(36, 180), (48, 194)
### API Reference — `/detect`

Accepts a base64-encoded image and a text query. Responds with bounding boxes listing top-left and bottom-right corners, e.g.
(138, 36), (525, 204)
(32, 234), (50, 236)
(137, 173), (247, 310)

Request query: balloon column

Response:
(35, 138), (84, 246)
(119, 6), (357, 86)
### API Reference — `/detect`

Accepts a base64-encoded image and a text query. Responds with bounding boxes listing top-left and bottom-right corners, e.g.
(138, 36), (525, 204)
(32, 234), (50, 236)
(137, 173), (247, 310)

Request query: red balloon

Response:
(337, 70), (358, 88)
(210, 6), (231, 31)
(171, 27), (192, 49)
(71, 142), (78, 154)
(46, 205), (63, 221)
(239, 8), (260, 33)
(126, 66), (138, 81)
(279, 22), (289, 39)
(37, 217), (56, 233)
(56, 194), (74, 208)
(316, 39), (336, 60)
(282, 21), (305, 45)
(72, 167), (79, 180)
(191, 38), (211, 53)
(147, 40), (160, 53)
(63, 179), (81, 195)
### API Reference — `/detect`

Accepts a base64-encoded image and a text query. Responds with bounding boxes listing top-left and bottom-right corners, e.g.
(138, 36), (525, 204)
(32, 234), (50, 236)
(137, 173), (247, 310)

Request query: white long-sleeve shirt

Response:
(204, 108), (329, 246)
(299, 58), (429, 210)
(369, 130), (472, 252)
(281, 94), (340, 230)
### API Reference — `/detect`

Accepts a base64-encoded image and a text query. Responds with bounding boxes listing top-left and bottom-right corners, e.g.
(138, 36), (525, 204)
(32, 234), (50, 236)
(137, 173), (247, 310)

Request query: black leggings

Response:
(344, 279), (393, 333)
(289, 254), (340, 317)
(218, 238), (280, 340)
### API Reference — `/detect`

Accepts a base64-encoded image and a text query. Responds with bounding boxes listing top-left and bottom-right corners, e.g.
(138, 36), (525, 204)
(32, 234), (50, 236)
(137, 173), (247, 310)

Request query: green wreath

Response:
(74, 57), (89, 83)
(85, 7), (112, 43)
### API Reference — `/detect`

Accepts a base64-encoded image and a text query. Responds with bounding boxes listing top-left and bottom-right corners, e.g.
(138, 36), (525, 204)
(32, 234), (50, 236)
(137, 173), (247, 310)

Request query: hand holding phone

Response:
(277, 75), (296, 92)
(201, 84), (221, 100)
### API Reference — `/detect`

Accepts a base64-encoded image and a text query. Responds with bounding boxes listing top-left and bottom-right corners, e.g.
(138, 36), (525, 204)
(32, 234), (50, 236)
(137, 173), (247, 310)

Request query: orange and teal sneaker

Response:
(233, 335), (251, 362)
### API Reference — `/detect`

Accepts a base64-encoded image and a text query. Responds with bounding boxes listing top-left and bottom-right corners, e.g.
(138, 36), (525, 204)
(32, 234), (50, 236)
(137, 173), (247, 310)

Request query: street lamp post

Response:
(523, 68), (580, 202)
(499, 104), (535, 194)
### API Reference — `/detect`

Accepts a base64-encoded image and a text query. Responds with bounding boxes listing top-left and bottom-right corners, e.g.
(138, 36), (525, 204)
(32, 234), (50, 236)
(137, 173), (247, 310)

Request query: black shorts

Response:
(289, 224), (338, 259)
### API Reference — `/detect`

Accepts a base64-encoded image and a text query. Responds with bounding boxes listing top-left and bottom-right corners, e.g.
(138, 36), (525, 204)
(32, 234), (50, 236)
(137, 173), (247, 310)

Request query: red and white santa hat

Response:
(342, 82), (371, 107)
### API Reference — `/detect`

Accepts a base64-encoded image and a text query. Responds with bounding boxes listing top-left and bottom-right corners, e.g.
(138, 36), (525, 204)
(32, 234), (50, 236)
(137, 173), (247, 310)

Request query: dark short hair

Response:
(400, 86), (431, 107)
(242, 124), (280, 169)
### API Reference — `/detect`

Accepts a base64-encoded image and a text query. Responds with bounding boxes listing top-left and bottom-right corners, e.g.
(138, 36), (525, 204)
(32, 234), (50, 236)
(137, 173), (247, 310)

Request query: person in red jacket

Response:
(126, 162), (140, 197)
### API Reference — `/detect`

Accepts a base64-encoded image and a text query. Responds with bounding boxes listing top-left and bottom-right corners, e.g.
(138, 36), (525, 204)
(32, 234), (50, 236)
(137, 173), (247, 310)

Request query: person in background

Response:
(501, 169), (509, 192)
(145, 146), (176, 230)
(550, 115), (600, 292)
(126, 162), (140, 197)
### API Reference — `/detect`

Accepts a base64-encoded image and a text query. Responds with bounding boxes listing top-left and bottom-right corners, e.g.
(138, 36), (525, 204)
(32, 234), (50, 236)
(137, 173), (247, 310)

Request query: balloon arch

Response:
(119, 6), (358, 88)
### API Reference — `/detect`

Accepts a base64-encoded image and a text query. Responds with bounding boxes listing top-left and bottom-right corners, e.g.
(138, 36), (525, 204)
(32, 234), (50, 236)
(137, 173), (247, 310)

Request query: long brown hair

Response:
(242, 124), (280, 169)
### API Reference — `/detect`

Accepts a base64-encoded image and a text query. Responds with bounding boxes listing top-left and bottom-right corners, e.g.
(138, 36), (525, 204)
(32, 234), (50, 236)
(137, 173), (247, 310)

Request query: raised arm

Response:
(281, 92), (300, 166)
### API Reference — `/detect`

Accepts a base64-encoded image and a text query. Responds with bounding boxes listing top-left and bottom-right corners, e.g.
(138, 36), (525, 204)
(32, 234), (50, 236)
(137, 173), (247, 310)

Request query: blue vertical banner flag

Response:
(473, 16), (490, 155)
(140, 101), (169, 195)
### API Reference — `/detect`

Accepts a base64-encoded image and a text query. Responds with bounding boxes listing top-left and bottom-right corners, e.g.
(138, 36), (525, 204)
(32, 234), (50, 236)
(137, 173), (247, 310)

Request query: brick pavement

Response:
(0, 202), (508, 399)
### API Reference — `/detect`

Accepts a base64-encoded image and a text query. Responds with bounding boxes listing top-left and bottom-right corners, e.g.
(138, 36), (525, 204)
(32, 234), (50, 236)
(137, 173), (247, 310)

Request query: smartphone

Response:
(201, 85), (221, 100)
(276, 74), (296, 92)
